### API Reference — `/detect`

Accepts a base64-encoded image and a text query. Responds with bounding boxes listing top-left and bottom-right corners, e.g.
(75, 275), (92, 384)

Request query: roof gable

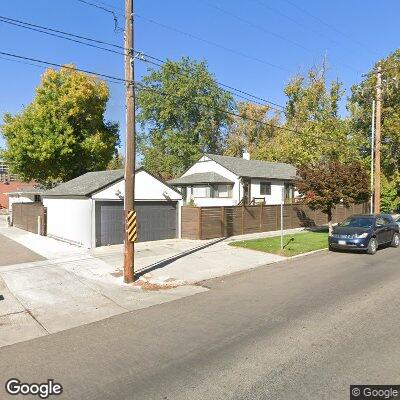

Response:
(43, 169), (124, 197)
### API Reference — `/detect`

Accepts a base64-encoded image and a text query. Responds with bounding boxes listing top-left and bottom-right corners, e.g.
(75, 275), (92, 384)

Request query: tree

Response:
(137, 57), (234, 179)
(107, 151), (125, 170)
(224, 102), (281, 159)
(1, 65), (119, 186)
(348, 49), (400, 210)
(296, 161), (370, 233)
(267, 64), (359, 166)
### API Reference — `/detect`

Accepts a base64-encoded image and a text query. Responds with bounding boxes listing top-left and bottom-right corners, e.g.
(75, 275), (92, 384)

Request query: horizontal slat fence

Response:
(12, 203), (47, 235)
(181, 203), (369, 240)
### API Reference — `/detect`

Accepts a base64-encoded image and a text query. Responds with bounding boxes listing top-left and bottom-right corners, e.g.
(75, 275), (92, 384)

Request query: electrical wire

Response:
(0, 51), (350, 146)
(0, 14), (285, 111)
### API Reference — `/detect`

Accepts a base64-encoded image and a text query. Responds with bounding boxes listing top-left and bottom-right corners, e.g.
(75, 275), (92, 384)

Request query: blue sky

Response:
(0, 0), (399, 150)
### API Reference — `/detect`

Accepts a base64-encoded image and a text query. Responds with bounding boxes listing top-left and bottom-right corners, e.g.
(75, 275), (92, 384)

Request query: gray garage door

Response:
(95, 201), (178, 247)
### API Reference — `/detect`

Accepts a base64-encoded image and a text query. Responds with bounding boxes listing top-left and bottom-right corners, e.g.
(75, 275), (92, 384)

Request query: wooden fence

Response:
(181, 203), (369, 240)
(12, 203), (47, 235)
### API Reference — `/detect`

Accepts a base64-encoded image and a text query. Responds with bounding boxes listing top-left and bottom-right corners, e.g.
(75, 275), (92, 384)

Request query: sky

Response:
(0, 0), (399, 151)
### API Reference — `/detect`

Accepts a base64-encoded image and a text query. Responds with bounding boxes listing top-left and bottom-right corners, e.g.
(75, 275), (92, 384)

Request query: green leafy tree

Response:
(137, 57), (234, 179)
(1, 65), (119, 186)
(348, 49), (400, 208)
(107, 151), (125, 170)
(224, 102), (281, 159)
(268, 64), (359, 166)
(296, 161), (370, 233)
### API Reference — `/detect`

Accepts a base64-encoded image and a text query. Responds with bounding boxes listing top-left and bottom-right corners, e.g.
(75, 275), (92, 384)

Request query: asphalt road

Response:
(0, 233), (45, 266)
(1, 246), (400, 399)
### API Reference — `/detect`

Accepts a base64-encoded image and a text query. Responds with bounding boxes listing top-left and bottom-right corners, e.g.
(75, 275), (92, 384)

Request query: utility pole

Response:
(123, 0), (135, 283)
(374, 65), (382, 214)
(370, 100), (375, 214)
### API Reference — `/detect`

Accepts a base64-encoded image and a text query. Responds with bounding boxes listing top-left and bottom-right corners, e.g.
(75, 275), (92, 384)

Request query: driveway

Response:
(0, 234), (45, 266)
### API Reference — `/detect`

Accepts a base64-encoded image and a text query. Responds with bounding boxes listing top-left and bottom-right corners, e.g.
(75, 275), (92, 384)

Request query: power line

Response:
(74, 0), (291, 73)
(282, 0), (377, 56)
(0, 14), (286, 111)
(76, 0), (123, 32)
(0, 50), (128, 84)
(198, 0), (362, 74)
(0, 50), (348, 146)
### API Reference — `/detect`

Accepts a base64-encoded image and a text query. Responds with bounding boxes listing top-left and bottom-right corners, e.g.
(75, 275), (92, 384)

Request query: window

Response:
(34, 195), (41, 202)
(260, 182), (271, 195)
(192, 185), (210, 198)
(212, 184), (232, 198)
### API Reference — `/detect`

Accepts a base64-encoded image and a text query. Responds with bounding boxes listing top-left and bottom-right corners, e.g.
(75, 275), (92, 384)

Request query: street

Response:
(1, 246), (399, 399)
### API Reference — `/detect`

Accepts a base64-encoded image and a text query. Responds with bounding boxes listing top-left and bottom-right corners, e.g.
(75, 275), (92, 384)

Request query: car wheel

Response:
(329, 245), (335, 252)
(391, 233), (400, 248)
(367, 238), (378, 255)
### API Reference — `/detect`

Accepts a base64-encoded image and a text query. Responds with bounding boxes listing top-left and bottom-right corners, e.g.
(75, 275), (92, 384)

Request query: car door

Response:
(375, 217), (389, 244)
(383, 216), (396, 242)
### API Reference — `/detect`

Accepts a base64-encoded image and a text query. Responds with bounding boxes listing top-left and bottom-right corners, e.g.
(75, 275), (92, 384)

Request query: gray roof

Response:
(7, 187), (44, 196)
(168, 172), (234, 186)
(43, 169), (124, 197)
(205, 154), (296, 180)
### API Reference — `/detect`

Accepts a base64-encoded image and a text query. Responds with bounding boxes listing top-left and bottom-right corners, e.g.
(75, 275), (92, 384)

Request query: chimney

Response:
(242, 151), (250, 160)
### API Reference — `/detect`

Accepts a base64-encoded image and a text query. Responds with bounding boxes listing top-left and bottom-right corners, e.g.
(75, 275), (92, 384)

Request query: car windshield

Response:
(340, 217), (374, 228)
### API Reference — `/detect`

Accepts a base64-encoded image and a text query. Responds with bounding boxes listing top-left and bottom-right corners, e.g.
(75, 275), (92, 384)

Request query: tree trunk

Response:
(327, 208), (333, 234)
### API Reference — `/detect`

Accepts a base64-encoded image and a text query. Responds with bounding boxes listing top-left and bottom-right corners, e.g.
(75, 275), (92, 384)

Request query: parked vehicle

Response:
(329, 214), (400, 255)
(395, 215), (400, 228)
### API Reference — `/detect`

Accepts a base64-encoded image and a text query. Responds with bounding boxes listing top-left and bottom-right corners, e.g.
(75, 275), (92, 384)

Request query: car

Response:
(395, 215), (400, 228)
(328, 214), (400, 255)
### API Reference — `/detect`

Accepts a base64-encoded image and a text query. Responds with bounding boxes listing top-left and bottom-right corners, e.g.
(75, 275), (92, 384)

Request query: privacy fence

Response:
(181, 203), (369, 240)
(12, 203), (47, 235)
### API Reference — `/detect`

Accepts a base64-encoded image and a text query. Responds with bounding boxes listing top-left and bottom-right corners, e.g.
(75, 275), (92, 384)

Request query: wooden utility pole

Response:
(370, 100), (375, 214)
(123, 0), (135, 283)
(374, 65), (382, 214)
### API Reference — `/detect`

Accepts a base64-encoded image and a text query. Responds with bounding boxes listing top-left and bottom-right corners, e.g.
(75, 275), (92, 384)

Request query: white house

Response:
(6, 187), (43, 212)
(42, 168), (182, 248)
(168, 153), (297, 207)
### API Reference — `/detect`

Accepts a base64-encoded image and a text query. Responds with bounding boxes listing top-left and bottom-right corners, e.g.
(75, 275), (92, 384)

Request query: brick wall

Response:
(0, 181), (36, 210)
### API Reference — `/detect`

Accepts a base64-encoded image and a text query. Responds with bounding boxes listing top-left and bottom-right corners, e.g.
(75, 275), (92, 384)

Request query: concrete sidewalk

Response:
(0, 225), (291, 348)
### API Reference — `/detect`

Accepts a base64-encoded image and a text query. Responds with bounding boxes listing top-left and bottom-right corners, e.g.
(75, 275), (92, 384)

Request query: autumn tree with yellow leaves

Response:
(1, 65), (119, 186)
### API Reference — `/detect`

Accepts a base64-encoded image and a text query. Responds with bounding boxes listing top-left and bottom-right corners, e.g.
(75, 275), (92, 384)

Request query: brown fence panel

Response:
(181, 207), (200, 239)
(180, 203), (369, 240)
(12, 203), (46, 235)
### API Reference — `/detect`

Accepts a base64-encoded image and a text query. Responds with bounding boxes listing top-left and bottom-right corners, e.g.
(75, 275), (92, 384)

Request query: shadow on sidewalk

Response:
(135, 237), (226, 279)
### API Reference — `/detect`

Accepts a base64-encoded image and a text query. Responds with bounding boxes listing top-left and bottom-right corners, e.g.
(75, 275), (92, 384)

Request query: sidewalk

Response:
(0, 225), (294, 348)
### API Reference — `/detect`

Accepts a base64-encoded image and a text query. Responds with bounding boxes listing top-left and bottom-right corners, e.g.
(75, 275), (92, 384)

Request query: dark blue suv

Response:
(329, 214), (400, 255)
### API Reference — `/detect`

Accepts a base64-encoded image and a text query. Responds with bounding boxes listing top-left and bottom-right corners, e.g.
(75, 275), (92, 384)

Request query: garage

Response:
(95, 201), (178, 246)
(42, 168), (182, 248)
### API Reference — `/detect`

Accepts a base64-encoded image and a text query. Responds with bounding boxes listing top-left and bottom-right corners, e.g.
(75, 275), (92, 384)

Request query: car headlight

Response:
(356, 233), (368, 238)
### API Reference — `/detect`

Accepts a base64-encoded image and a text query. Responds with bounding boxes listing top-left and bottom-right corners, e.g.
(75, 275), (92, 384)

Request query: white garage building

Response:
(42, 168), (182, 248)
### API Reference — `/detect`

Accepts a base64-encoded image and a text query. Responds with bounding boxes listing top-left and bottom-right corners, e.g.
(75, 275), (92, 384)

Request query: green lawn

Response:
(229, 231), (329, 257)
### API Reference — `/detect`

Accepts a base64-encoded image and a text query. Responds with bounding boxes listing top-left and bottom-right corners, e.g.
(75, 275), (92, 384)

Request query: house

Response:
(0, 159), (36, 211)
(7, 187), (44, 211)
(168, 153), (297, 207)
(42, 168), (182, 248)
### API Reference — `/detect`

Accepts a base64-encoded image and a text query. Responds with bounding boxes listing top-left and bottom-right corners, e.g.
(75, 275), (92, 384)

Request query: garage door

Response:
(95, 201), (178, 246)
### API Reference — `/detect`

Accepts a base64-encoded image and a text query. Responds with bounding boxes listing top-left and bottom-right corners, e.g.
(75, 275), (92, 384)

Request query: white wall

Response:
(92, 170), (182, 201)
(250, 179), (290, 205)
(181, 156), (242, 206)
(43, 197), (93, 248)
(8, 194), (35, 211)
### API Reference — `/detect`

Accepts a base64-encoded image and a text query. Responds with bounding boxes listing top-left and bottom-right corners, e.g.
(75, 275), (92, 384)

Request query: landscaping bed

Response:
(229, 231), (329, 257)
